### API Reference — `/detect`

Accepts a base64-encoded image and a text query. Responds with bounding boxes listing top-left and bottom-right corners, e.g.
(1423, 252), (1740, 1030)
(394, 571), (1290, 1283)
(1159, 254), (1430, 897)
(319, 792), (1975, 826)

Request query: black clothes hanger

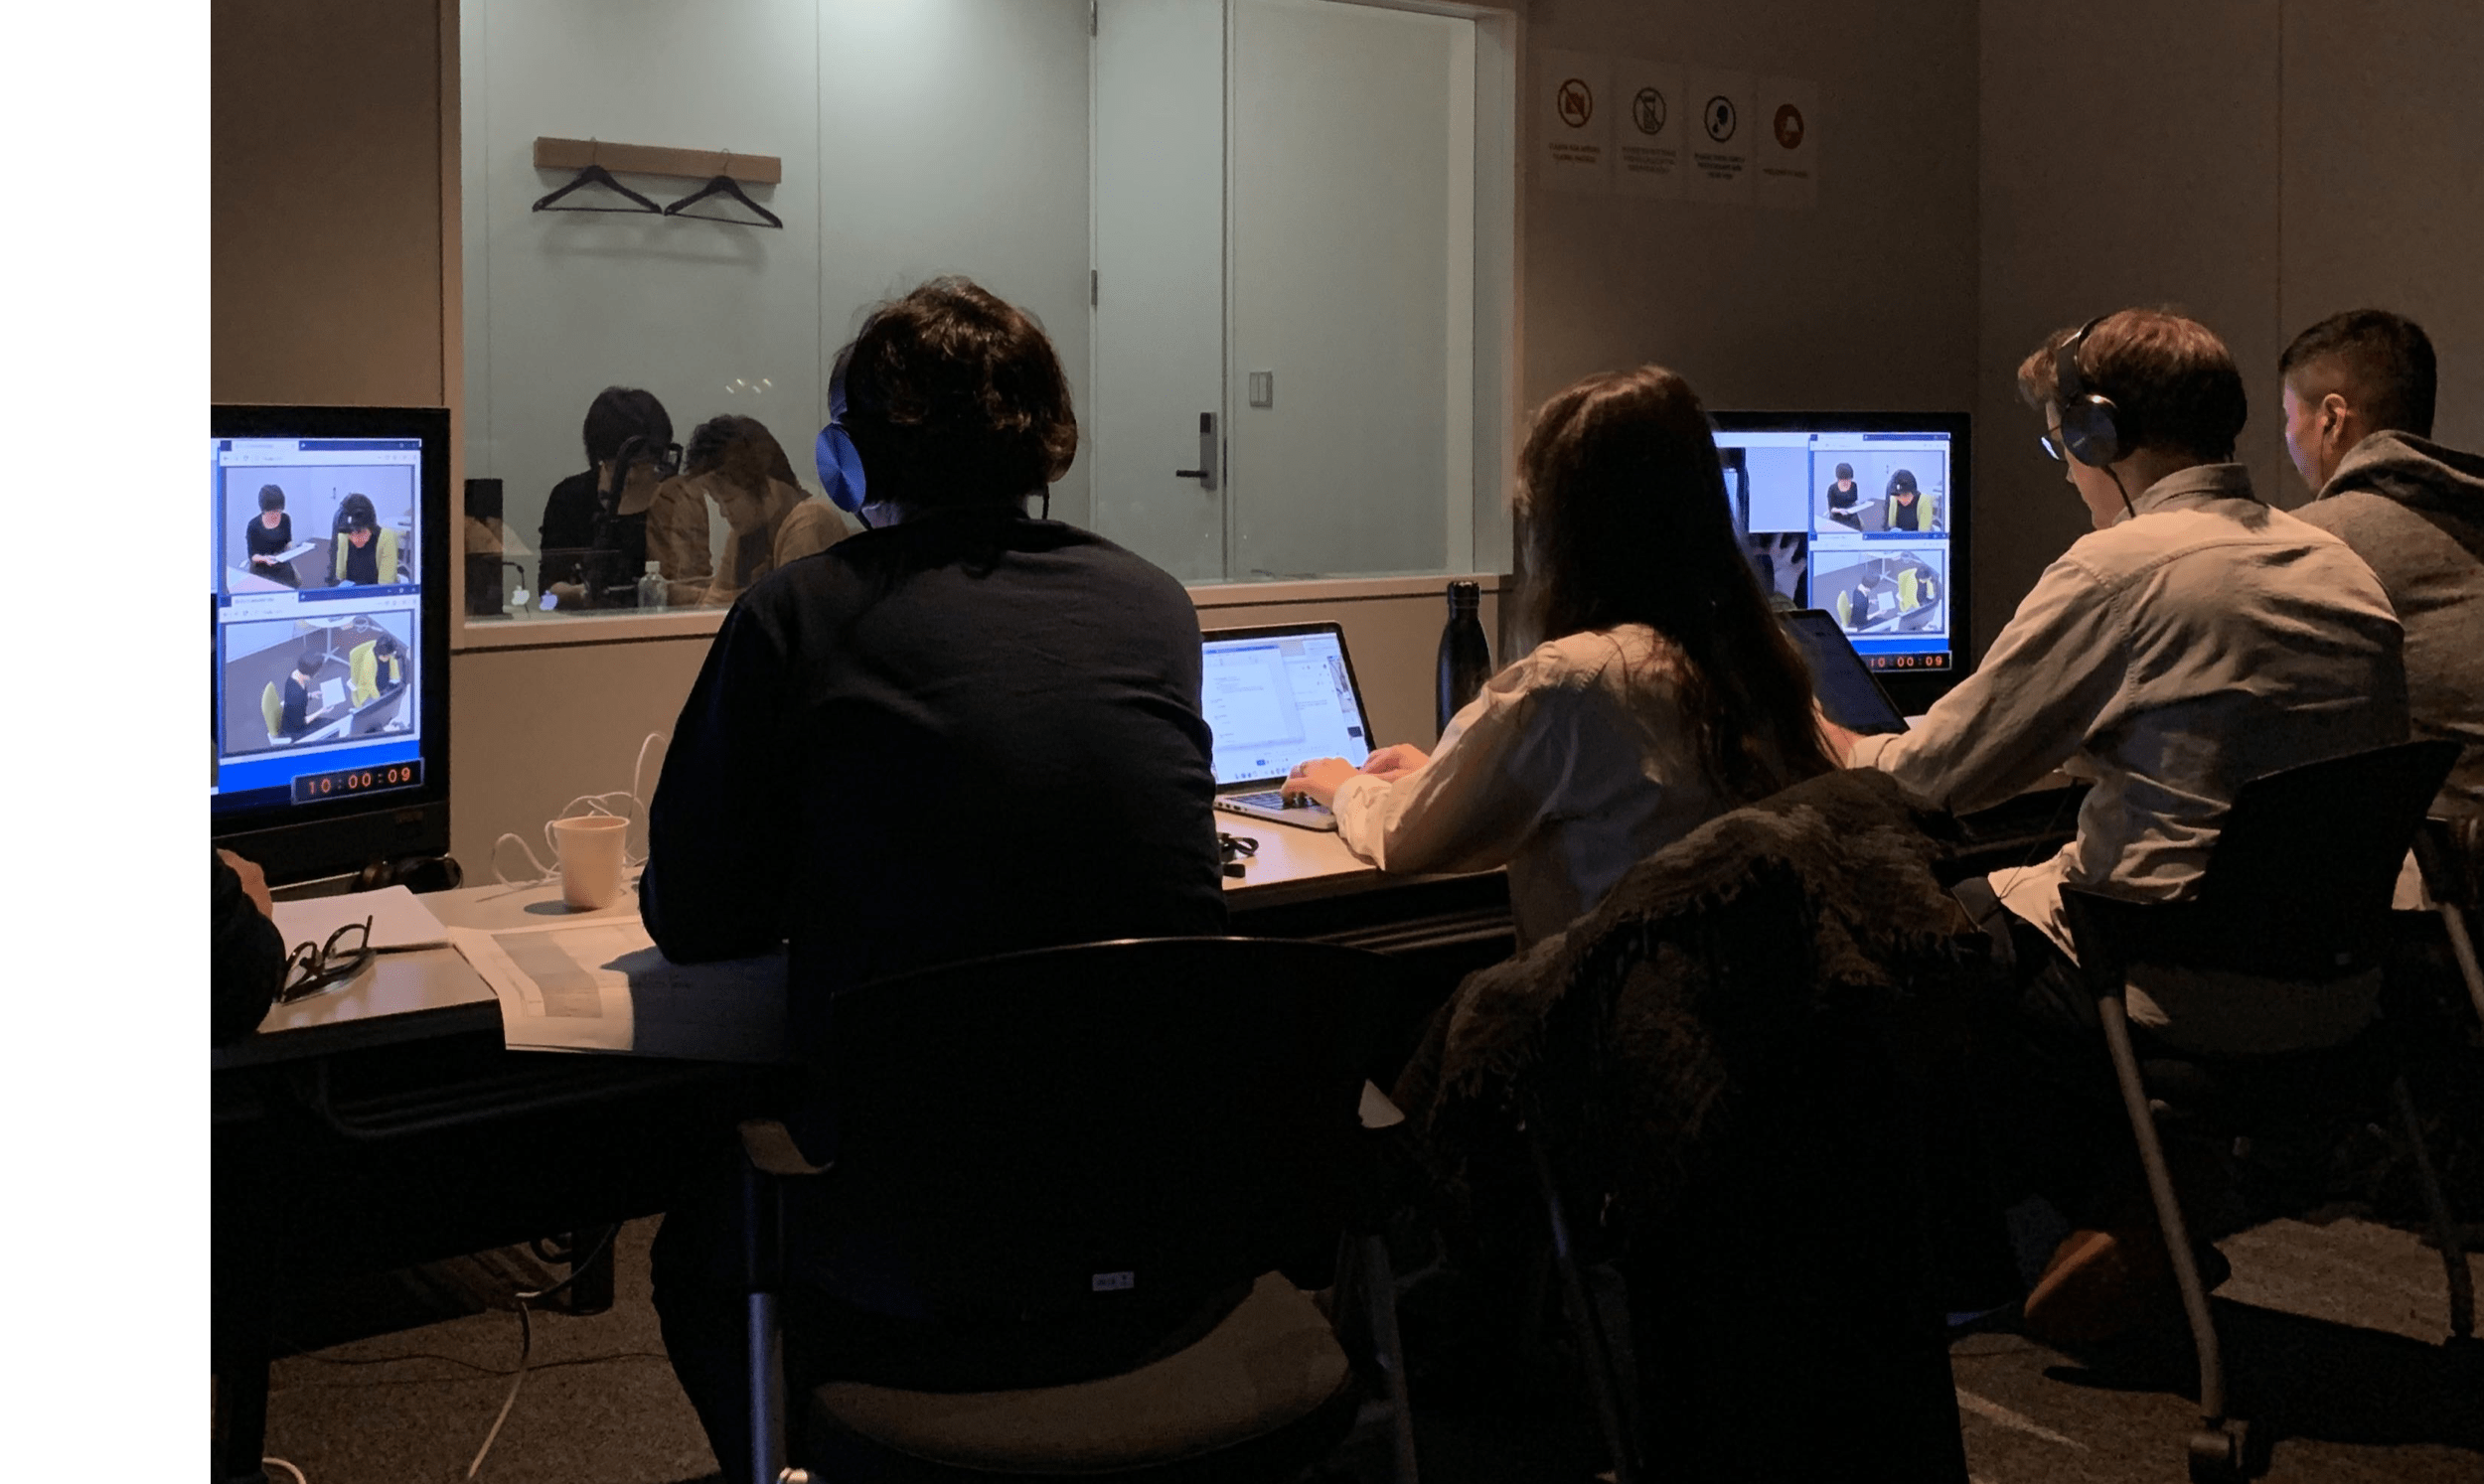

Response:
(662, 174), (784, 228)
(532, 163), (663, 215)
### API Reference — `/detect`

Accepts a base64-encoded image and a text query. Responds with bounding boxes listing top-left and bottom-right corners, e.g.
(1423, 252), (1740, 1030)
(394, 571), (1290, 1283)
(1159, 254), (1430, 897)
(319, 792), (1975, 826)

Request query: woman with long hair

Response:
(1286, 365), (1834, 945)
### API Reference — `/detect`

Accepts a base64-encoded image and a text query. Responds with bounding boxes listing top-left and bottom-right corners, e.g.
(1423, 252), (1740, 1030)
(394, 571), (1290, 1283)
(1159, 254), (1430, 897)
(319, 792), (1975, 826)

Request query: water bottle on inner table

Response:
(636, 560), (668, 612)
(1437, 579), (1491, 734)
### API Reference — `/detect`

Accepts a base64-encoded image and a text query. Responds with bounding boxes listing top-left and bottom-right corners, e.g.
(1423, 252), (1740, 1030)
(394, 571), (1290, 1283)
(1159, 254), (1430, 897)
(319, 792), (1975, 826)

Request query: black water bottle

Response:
(1437, 580), (1491, 734)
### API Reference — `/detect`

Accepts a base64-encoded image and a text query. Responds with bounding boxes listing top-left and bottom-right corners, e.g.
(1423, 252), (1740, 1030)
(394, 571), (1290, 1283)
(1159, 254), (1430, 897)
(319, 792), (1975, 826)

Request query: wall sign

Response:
(1537, 49), (1611, 193)
(1755, 75), (1819, 210)
(1681, 68), (1754, 205)
(1613, 58), (1683, 200)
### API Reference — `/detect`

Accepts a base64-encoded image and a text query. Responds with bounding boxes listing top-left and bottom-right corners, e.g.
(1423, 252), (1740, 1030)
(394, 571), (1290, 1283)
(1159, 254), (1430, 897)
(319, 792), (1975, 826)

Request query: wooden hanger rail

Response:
(532, 136), (782, 185)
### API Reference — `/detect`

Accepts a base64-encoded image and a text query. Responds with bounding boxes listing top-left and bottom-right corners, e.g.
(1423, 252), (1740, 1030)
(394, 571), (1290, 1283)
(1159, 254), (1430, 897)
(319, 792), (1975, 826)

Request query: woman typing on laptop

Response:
(1284, 366), (1836, 947)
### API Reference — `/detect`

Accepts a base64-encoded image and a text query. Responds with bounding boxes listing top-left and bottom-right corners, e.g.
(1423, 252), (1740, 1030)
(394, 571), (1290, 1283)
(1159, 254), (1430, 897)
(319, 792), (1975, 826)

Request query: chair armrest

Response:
(739, 1118), (827, 1178)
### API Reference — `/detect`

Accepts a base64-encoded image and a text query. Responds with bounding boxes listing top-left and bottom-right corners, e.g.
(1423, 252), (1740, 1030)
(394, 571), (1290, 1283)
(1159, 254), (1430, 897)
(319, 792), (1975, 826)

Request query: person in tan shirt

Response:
(1825, 308), (2408, 1344)
(678, 414), (854, 607)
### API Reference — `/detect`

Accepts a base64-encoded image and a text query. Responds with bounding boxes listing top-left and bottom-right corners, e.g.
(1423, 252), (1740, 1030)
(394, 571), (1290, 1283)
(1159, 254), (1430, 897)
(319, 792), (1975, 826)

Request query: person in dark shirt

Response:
(641, 277), (1227, 1479)
(372, 633), (407, 696)
(214, 849), (286, 1041)
(333, 494), (386, 585)
(1823, 461), (1863, 529)
(242, 485), (299, 587)
(1885, 469), (1938, 530)
(532, 389), (710, 610)
(279, 652), (330, 738)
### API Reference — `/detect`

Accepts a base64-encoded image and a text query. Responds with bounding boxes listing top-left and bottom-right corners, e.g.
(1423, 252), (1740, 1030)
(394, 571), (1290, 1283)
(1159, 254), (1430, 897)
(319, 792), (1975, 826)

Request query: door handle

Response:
(1173, 412), (1218, 491)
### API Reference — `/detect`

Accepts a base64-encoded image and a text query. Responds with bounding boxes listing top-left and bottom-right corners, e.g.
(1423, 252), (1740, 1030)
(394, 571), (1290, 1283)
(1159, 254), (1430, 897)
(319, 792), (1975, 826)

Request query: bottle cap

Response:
(1447, 578), (1479, 607)
(644, 560), (662, 574)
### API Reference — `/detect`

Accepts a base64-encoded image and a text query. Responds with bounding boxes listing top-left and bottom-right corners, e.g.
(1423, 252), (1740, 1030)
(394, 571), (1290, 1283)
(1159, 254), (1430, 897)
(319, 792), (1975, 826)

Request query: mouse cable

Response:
(464, 1225), (623, 1480)
(261, 1460), (308, 1484)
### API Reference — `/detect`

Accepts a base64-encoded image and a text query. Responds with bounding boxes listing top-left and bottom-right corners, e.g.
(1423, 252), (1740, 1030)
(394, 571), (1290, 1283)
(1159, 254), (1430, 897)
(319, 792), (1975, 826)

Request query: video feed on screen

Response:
(1810, 543), (1948, 638)
(1813, 450), (1947, 535)
(219, 611), (416, 759)
(221, 465), (416, 596)
(1712, 415), (1962, 681)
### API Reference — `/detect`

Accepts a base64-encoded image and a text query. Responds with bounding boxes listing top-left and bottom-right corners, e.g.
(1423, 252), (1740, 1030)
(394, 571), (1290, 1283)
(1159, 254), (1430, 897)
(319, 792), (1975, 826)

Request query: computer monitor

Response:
(1710, 411), (1971, 711)
(211, 406), (453, 885)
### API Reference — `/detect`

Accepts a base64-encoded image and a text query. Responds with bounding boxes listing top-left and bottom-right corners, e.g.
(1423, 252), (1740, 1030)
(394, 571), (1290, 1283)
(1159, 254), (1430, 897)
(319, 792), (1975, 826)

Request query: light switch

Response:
(1247, 371), (1274, 408)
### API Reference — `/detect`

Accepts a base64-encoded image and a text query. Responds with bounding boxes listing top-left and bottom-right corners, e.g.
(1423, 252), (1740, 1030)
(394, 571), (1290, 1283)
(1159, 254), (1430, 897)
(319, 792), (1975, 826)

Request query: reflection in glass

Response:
(682, 415), (855, 607)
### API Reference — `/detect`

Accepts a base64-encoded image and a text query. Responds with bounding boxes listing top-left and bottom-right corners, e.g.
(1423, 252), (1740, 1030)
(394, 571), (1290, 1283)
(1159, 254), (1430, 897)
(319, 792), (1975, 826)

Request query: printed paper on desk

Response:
(449, 919), (792, 1063)
(271, 884), (449, 953)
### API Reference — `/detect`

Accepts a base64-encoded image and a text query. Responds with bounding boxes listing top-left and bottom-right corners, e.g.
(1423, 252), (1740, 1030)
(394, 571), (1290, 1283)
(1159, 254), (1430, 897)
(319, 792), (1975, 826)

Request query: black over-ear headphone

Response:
(2053, 317), (2127, 467)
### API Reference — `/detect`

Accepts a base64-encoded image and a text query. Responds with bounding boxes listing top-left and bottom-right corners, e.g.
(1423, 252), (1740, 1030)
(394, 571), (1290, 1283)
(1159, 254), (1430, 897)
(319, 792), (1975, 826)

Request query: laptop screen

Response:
(1201, 626), (1375, 786)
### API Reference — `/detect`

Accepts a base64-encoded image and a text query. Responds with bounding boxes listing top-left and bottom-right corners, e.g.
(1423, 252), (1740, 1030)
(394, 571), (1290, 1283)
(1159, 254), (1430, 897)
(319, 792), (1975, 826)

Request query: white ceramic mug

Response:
(550, 814), (630, 910)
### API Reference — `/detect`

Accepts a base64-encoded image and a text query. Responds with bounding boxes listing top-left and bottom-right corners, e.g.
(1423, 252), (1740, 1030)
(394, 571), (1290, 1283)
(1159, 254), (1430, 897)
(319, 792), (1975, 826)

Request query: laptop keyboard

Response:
(1225, 790), (1326, 813)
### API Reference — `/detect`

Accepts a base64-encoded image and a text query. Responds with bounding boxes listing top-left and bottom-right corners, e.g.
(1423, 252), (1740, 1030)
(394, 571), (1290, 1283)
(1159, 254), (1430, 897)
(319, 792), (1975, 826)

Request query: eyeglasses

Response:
(277, 916), (376, 1004)
(2038, 430), (2068, 462)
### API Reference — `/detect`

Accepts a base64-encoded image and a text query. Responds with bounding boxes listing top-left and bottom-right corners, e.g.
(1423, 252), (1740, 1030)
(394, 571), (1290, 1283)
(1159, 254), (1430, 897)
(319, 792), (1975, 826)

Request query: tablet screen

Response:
(1782, 609), (1910, 735)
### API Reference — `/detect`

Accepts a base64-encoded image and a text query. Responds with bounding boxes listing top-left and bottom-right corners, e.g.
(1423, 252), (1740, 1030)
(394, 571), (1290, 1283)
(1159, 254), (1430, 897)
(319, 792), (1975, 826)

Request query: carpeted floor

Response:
(256, 1211), (2481, 1484)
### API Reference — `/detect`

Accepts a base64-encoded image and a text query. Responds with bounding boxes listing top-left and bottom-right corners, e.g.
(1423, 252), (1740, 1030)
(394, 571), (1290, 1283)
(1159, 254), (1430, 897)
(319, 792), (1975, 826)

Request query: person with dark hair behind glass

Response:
(280, 651), (331, 738)
(538, 385), (712, 602)
(642, 276), (1227, 1480)
(243, 484), (300, 587)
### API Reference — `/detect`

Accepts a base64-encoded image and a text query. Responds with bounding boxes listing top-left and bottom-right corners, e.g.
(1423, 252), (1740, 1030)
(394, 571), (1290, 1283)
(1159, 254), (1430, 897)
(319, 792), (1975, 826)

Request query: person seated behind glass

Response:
(280, 651), (332, 738)
(328, 494), (402, 586)
(371, 633), (407, 697)
(243, 484), (300, 587)
(1821, 307), (2408, 1344)
(1823, 460), (1863, 529)
(1884, 469), (1938, 531)
(1284, 365), (1837, 949)
(639, 276), (1228, 1480)
(537, 386), (712, 608)
(678, 413), (854, 606)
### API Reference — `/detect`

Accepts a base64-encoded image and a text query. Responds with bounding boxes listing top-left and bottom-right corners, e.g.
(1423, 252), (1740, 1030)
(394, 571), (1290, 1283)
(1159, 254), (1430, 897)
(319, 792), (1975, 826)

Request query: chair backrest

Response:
(260, 680), (283, 740)
(348, 641), (379, 706)
(812, 937), (1398, 1326)
(2076, 739), (2458, 978)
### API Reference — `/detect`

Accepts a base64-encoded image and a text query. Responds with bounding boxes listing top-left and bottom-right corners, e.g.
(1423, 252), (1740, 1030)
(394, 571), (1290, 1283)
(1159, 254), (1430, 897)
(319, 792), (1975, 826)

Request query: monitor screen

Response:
(212, 406), (452, 881)
(1711, 411), (1970, 707)
(1201, 625), (1374, 786)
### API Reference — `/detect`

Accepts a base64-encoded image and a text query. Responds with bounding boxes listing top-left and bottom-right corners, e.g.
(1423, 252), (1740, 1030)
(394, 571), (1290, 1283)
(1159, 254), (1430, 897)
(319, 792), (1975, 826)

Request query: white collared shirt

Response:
(1329, 625), (1743, 948)
(1851, 463), (2407, 1047)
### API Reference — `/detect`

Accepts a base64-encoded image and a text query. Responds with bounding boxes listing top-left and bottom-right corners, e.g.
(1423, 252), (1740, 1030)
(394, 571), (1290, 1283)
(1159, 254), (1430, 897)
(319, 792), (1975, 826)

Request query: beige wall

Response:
(212, 0), (448, 407)
(1978, 1), (2484, 645)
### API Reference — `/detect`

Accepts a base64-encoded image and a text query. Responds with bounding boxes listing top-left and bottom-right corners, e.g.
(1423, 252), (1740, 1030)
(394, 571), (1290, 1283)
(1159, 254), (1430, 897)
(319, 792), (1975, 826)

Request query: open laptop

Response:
(1203, 622), (1375, 830)
(1781, 609), (1910, 735)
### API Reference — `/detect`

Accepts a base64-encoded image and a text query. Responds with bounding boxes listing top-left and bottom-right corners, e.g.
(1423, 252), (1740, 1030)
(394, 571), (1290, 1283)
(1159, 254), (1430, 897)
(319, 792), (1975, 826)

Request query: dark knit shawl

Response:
(1393, 768), (1997, 1235)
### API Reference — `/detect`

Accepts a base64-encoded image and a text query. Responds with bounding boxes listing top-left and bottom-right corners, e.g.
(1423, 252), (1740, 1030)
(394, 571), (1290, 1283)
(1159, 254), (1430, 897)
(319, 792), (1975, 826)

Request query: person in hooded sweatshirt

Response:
(2281, 309), (2484, 819)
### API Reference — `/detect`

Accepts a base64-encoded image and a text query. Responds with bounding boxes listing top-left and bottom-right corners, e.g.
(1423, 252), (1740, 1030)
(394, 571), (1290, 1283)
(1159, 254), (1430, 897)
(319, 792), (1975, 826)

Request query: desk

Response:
(211, 850), (1515, 1484)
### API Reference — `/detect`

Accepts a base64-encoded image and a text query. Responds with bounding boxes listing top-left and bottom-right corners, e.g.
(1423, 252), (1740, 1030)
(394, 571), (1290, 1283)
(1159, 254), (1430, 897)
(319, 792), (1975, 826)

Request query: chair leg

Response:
(2388, 1074), (2475, 1341)
(747, 1290), (792, 1484)
(1527, 1126), (1640, 1484)
(2437, 896), (2484, 1035)
(2096, 989), (2236, 1455)
(1355, 1233), (1422, 1484)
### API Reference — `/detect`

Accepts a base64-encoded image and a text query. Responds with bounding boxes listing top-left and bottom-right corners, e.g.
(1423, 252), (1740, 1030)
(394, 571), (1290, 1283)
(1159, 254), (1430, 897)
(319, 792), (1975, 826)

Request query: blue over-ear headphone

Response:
(2054, 317), (2127, 468)
(815, 359), (868, 515)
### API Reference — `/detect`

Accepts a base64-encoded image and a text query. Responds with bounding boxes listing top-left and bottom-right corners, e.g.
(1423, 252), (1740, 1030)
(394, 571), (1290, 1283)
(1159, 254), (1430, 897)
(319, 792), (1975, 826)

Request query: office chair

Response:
(259, 682), (287, 745)
(736, 937), (1421, 1484)
(2058, 738), (2475, 1483)
(2413, 816), (2484, 1030)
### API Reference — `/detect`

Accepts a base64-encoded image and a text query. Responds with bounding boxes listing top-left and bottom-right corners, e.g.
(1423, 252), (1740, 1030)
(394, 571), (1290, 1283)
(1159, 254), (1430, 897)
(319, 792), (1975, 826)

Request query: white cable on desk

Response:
(491, 732), (668, 887)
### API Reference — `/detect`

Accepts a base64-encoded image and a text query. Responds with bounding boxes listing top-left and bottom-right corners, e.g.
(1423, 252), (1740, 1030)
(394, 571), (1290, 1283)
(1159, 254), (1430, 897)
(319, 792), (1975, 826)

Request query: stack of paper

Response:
(449, 917), (792, 1064)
